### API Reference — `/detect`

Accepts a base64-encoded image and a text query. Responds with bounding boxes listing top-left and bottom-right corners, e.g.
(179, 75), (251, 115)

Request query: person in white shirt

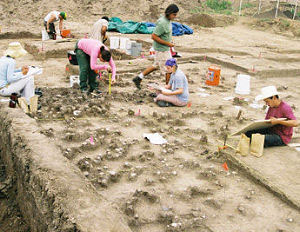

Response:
(44, 11), (67, 39)
(89, 16), (109, 43)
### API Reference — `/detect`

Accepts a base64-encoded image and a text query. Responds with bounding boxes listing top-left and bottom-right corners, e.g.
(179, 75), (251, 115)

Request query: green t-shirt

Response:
(153, 16), (172, 52)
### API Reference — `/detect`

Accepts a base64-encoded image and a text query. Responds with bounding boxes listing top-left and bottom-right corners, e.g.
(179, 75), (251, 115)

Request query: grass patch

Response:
(206, 0), (232, 11)
(242, 2), (255, 9)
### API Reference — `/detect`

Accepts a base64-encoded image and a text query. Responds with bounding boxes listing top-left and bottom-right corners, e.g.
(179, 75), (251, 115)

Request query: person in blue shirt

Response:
(0, 42), (34, 105)
(153, 58), (189, 107)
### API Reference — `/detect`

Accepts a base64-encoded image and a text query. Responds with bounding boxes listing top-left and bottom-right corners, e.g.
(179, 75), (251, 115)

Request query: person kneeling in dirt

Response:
(152, 58), (189, 107)
(0, 42), (36, 110)
(245, 86), (298, 147)
(44, 11), (67, 39)
(75, 38), (116, 93)
(89, 16), (109, 43)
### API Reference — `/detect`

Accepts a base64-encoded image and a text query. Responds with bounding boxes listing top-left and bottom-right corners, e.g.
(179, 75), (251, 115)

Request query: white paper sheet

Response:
(143, 133), (167, 145)
(18, 66), (43, 79)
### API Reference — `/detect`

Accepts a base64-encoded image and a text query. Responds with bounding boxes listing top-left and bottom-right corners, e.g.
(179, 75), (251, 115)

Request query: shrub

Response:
(206, 0), (232, 11)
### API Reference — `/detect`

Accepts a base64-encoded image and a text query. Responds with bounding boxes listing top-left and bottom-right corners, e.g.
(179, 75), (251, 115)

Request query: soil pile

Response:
(186, 14), (217, 27)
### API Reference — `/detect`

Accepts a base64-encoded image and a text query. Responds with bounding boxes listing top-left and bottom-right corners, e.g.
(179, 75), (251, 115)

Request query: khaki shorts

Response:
(153, 50), (172, 75)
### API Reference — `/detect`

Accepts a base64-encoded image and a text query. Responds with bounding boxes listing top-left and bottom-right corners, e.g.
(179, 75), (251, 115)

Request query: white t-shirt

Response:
(89, 19), (109, 41)
(44, 11), (60, 22)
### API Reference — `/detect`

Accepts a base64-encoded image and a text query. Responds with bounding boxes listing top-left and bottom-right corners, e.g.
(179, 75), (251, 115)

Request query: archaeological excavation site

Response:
(0, 0), (300, 231)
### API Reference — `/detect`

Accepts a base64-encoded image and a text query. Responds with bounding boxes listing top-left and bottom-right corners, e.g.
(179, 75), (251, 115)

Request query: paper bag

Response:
(236, 133), (250, 156)
(250, 133), (265, 157)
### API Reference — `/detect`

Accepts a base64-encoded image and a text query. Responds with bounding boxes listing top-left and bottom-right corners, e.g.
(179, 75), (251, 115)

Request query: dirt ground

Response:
(1, 2), (300, 231)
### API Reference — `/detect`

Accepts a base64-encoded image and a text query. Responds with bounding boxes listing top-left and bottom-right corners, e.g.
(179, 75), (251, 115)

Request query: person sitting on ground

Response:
(152, 58), (189, 107)
(44, 11), (67, 39)
(75, 38), (116, 93)
(89, 16), (109, 43)
(245, 86), (298, 147)
(133, 4), (179, 89)
(0, 42), (35, 108)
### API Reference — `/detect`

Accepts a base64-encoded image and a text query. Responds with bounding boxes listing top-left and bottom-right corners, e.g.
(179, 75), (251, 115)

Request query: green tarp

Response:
(108, 17), (155, 34)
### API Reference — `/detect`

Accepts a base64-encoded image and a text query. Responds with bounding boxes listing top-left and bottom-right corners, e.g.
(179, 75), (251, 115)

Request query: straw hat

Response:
(4, 42), (27, 58)
(255, 86), (280, 101)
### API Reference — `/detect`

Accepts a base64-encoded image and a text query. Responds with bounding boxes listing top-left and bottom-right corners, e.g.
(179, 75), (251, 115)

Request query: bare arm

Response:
(270, 117), (299, 127)
(46, 15), (56, 31)
(165, 84), (171, 89)
(101, 26), (107, 37)
(151, 34), (174, 47)
(162, 88), (183, 96)
(59, 19), (63, 33)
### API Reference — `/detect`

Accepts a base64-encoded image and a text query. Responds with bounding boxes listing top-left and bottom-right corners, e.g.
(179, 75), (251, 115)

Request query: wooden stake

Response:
(239, 0), (243, 16)
(108, 73), (112, 95)
(293, 0), (298, 20)
(275, 0), (280, 18)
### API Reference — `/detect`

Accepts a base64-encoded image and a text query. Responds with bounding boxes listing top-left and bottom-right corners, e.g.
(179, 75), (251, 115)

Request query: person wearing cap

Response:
(152, 58), (189, 107)
(0, 42), (35, 105)
(89, 16), (109, 43)
(245, 86), (298, 147)
(133, 4), (179, 89)
(44, 11), (67, 39)
(75, 38), (116, 93)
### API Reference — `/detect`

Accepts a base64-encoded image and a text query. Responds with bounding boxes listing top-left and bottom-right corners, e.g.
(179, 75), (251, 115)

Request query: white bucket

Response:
(131, 42), (142, 57)
(110, 37), (120, 49)
(120, 37), (129, 50)
(42, 30), (49, 41)
(125, 40), (134, 55)
(70, 75), (80, 87)
(235, 74), (251, 95)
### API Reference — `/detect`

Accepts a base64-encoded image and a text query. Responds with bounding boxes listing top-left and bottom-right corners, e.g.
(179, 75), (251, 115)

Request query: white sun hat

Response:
(255, 86), (280, 101)
(4, 42), (27, 58)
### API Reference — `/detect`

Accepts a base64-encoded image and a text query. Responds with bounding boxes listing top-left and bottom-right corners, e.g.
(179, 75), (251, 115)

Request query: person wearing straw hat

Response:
(89, 16), (109, 43)
(0, 42), (37, 113)
(245, 86), (298, 147)
(133, 4), (179, 89)
(151, 58), (189, 107)
(44, 11), (67, 39)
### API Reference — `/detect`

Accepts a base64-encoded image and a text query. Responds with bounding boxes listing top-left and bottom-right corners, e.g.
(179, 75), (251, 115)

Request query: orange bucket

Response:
(205, 65), (221, 86)
(61, 29), (71, 38)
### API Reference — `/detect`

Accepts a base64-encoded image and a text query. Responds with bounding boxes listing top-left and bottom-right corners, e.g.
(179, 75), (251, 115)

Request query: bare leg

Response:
(133, 66), (158, 89)
(142, 66), (157, 77)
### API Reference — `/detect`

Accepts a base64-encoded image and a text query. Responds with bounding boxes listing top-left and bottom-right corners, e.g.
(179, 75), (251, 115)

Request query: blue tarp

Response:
(108, 17), (193, 36)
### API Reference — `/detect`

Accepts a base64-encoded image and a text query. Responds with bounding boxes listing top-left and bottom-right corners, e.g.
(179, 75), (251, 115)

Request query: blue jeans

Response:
(245, 128), (285, 148)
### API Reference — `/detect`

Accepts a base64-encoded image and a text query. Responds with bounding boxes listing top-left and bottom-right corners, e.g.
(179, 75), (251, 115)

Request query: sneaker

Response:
(149, 93), (157, 98)
(172, 52), (182, 58)
(81, 88), (88, 94)
(133, 76), (142, 89)
(90, 89), (102, 94)
(157, 100), (170, 107)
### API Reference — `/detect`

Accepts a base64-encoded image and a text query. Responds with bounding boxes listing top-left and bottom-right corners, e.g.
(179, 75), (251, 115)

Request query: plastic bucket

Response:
(70, 75), (80, 87)
(110, 37), (119, 49)
(42, 29), (49, 41)
(125, 40), (134, 55)
(235, 74), (251, 95)
(131, 42), (142, 57)
(205, 65), (221, 86)
(61, 29), (71, 38)
(120, 37), (129, 50)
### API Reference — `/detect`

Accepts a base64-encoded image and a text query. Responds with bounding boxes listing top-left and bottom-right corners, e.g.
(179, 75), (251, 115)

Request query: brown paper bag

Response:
(30, 95), (38, 114)
(236, 133), (250, 156)
(18, 97), (29, 114)
(250, 134), (265, 157)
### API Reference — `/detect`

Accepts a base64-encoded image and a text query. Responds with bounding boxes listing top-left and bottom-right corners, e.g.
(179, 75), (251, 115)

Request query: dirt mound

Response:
(0, 31), (40, 39)
(0, 0), (202, 32)
(254, 8), (287, 19)
(185, 14), (216, 28)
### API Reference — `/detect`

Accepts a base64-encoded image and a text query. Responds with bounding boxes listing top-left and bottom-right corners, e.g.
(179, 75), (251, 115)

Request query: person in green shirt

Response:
(133, 4), (179, 89)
